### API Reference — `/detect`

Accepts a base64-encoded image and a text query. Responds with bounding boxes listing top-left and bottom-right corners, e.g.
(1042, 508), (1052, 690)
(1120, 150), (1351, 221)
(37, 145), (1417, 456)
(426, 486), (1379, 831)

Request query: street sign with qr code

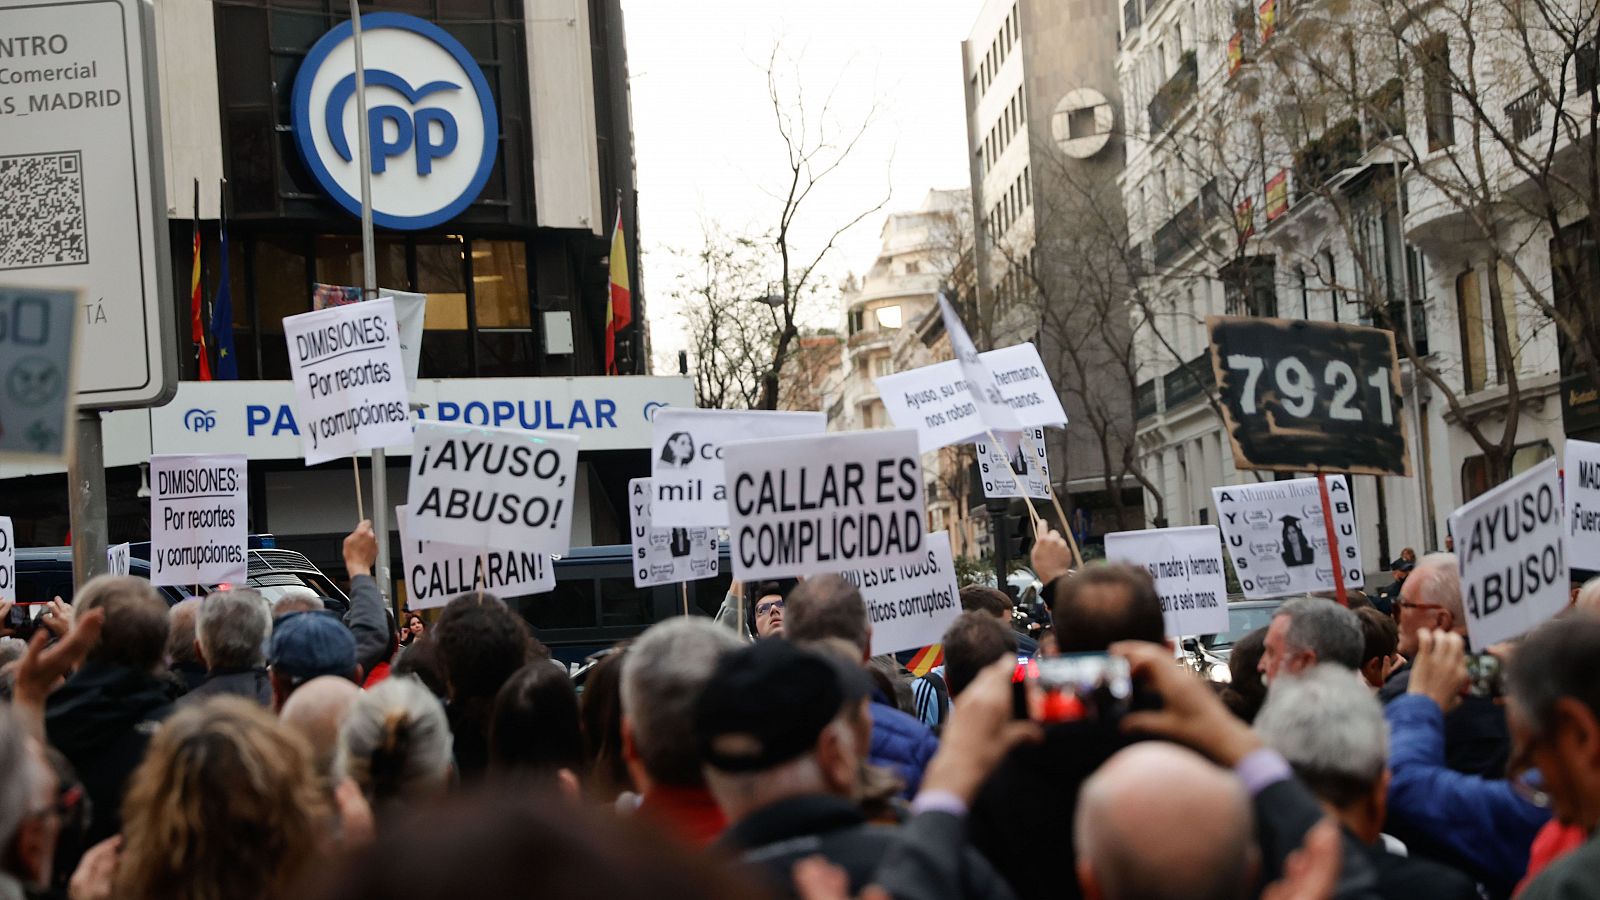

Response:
(0, 0), (176, 410)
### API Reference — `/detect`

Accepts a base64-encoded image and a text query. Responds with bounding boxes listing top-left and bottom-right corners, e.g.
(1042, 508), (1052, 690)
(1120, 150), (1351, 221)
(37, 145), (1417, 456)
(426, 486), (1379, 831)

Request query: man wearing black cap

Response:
(267, 610), (361, 711)
(698, 640), (1012, 899)
(1374, 557), (1413, 616)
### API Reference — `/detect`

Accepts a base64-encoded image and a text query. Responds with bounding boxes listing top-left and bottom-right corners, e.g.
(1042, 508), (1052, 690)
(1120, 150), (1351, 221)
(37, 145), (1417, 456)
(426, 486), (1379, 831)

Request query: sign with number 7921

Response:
(1207, 316), (1412, 477)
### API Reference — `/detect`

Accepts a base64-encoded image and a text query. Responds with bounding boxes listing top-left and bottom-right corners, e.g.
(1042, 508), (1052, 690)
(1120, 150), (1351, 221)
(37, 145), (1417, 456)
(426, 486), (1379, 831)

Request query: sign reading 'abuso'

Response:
(1212, 476), (1364, 599)
(628, 478), (720, 588)
(1450, 458), (1567, 648)
(282, 298), (412, 466)
(721, 429), (926, 581)
(406, 422), (580, 555)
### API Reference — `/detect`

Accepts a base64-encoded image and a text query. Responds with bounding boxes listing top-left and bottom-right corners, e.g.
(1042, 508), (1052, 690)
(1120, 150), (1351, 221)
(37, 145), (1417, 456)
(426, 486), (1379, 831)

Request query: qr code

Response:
(0, 151), (88, 271)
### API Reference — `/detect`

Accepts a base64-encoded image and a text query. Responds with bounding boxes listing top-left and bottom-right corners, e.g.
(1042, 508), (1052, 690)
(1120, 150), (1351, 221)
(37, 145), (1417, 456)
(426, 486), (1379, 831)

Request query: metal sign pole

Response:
(349, 2), (393, 612)
(68, 411), (108, 587)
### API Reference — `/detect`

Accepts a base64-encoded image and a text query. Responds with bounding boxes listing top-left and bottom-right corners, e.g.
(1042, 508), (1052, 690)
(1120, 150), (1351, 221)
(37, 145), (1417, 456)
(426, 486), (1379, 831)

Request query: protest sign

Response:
(722, 429), (926, 581)
(1103, 525), (1229, 636)
(0, 286), (79, 463)
(877, 343), (1066, 453)
(1212, 475), (1364, 599)
(396, 506), (554, 610)
(148, 454), (248, 587)
(406, 422), (580, 555)
(939, 293), (1022, 433)
(282, 298), (412, 466)
(312, 284), (428, 391)
(106, 542), (130, 577)
(1565, 440), (1600, 564)
(650, 408), (826, 527)
(0, 516), (13, 602)
(838, 531), (961, 656)
(1450, 458), (1567, 648)
(1209, 316), (1409, 476)
(628, 478), (720, 588)
(977, 427), (1050, 499)
(981, 343), (1069, 429)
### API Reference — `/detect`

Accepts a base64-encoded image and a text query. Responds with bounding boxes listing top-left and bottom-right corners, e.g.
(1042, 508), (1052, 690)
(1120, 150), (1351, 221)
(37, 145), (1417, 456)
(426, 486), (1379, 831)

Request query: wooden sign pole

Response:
(1316, 472), (1348, 607)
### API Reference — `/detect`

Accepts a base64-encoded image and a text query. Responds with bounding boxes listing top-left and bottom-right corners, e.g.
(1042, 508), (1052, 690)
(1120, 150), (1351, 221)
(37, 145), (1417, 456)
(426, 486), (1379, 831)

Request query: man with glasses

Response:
(1384, 627), (1550, 897)
(751, 583), (788, 639)
(1378, 553), (1511, 778)
(714, 581), (792, 641)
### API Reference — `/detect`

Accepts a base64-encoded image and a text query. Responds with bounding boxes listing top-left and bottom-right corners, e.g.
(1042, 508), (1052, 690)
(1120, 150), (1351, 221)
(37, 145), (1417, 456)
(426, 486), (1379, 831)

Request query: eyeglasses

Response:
(755, 599), (784, 617)
(1398, 600), (1446, 613)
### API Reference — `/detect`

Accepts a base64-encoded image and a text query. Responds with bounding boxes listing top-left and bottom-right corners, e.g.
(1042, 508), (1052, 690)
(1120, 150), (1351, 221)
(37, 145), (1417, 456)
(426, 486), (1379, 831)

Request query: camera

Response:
(4, 603), (44, 641)
(1014, 653), (1133, 723)
(1464, 652), (1503, 699)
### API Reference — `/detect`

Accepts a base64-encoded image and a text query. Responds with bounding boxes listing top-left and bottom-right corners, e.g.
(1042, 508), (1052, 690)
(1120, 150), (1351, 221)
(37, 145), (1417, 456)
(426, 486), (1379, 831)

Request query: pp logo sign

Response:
(291, 13), (498, 230)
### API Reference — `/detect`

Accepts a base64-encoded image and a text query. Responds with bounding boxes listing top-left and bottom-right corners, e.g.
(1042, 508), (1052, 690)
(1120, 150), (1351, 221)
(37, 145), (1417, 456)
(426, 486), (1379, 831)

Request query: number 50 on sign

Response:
(1208, 317), (1411, 477)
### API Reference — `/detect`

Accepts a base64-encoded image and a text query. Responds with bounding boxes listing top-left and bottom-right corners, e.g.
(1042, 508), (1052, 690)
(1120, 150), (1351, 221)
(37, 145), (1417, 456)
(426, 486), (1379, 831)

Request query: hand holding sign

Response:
(406, 422), (580, 555)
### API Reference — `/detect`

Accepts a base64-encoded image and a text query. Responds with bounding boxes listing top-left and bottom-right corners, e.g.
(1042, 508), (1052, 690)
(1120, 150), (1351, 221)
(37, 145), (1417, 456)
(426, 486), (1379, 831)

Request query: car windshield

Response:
(1202, 604), (1280, 650)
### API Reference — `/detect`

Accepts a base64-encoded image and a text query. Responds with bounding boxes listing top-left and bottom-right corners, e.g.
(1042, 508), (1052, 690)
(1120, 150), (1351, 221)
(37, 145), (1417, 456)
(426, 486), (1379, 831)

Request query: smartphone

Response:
(1017, 653), (1133, 724)
(1465, 652), (1503, 699)
(4, 603), (43, 640)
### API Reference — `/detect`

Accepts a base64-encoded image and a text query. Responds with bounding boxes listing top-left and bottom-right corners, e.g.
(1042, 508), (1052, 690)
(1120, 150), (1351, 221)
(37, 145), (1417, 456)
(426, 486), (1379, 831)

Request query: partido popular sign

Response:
(628, 478), (720, 588)
(1212, 476), (1364, 599)
(721, 429), (926, 581)
(1451, 458), (1567, 648)
(396, 506), (554, 609)
(840, 531), (961, 656)
(406, 422), (580, 555)
(1103, 525), (1229, 637)
(282, 298), (412, 465)
(1209, 316), (1409, 476)
(147, 454), (248, 587)
(649, 408), (826, 527)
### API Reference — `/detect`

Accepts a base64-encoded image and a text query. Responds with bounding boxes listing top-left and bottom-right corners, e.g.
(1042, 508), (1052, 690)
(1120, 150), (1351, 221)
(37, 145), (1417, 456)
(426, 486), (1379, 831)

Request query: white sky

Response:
(620, 0), (981, 371)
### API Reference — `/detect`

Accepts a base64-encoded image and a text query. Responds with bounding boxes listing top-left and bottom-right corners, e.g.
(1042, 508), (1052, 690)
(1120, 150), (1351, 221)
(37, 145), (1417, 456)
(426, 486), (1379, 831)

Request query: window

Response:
(1456, 268), (1488, 393)
(875, 305), (903, 329)
(417, 238), (470, 378)
(1462, 442), (1554, 502)
(904, 260), (921, 275)
(848, 309), (866, 334)
(1490, 261), (1519, 383)
(873, 356), (896, 378)
(472, 239), (534, 377)
(1421, 36), (1456, 151)
(1222, 256), (1277, 317)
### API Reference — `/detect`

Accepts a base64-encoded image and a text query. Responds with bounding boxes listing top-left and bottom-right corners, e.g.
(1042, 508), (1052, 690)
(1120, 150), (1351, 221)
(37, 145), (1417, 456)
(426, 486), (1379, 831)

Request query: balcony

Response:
(1506, 88), (1543, 143)
(1151, 179), (1226, 268)
(1162, 353), (1214, 409)
(1148, 50), (1198, 135)
(1135, 378), (1159, 420)
(1364, 79), (1406, 150)
(1293, 117), (1362, 193)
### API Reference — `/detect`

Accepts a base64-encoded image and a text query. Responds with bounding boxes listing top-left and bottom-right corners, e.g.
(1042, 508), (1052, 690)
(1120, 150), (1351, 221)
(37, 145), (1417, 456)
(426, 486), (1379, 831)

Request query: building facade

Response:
(0, 0), (684, 599)
(963, 0), (1147, 552)
(1118, 0), (1599, 561)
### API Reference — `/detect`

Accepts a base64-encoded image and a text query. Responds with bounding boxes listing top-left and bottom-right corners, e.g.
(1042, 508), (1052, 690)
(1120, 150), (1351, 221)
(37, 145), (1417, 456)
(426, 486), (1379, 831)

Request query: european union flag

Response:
(212, 216), (238, 380)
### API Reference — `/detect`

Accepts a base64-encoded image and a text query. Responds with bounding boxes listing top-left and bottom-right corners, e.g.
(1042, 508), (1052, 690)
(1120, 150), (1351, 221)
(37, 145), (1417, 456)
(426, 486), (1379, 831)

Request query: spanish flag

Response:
(907, 644), (945, 678)
(189, 188), (212, 382)
(605, 204), (632, 375)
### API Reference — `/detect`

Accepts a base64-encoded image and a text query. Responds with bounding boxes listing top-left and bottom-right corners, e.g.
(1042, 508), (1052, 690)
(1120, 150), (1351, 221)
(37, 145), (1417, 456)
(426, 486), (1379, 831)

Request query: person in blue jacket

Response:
(1385, 628), (1548, 898)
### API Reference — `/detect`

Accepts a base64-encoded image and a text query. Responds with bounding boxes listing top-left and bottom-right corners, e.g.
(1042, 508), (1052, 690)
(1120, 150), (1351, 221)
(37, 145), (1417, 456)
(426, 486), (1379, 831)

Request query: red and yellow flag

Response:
(907, 644), (945, 678)
(605, 206), (632, 375)
(190, 218), (212, 382)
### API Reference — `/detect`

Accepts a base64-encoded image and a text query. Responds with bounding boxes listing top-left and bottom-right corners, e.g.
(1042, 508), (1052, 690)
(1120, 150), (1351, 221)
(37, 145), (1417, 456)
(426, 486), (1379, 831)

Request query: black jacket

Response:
(345, 574), (392, 678)
(180, 666), (272, 707)
(1361, 836), (1479, 900)
(967, 719), (1139, 900)
(1252, 779), (1380, 899)
(1379, 664), (1509, 777)
(719, 794), (1013, 900)
(45, 662), (175, 851)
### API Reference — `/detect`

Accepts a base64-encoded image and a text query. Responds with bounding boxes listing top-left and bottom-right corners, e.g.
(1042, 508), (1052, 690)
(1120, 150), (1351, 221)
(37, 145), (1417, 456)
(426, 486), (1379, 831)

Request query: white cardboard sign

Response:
(628, 478), (720, 588)
(650, 408), (826, 527)
(876, 342), (1066, 453)
(0, 287), (79, 463)
(939, 294), (1023, 433)
(977, 428), (1050, 499)
(312, 286), (428, 392)
(282, 298), (413, 465)
(1212, 476), (1364, 599)
(406, 422), (580, 555)
(106, 542), (131, 577)
(1564, 440), (1600, 566)
(1450, 458), (1567, 647)
(841, 531), (961, 656)
(0, 516), (14, 602)
(148, 454), (248, 587)
(722, 429), (926, 581)
(981, 343), (1069, 429)
(396, 506), (554, 610)
(1103, 525), (1230, 637)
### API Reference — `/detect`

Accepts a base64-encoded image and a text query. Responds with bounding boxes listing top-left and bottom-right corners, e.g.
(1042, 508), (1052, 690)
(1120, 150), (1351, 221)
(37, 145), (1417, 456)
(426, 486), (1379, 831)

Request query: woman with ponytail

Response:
(338, 676), (454, 822)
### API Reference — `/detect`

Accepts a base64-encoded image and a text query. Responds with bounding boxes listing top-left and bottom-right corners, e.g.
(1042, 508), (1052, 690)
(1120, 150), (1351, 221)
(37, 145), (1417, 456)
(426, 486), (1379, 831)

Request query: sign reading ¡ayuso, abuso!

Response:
(147, 454), (248, 587)
(1103, 525), (1229, 637)
(840, 531), (961, 657)
(291, 13), (498, 230)
(0, 516), (13, 603)
(396, 506), (553, 610)
(1212, 476), (1364, 599)
(628, 478), (720, 588)
(649, 408), (827, 527)
(406, 422), (580, 555)
(1208, 316), (1410, 476)
(721, 429), (926, 581)
(1450, 458), (1568, 648)
(282, 298), (412, 466)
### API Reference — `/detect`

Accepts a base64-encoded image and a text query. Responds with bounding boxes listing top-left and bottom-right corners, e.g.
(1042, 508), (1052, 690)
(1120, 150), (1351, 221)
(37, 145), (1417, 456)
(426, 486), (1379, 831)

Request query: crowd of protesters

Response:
(0, 519), (1598, 900)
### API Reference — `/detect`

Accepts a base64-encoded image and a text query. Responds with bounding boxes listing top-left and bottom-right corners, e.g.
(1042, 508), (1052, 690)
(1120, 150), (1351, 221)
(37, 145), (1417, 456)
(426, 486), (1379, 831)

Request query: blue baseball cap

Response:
(268, 611), (357, 680)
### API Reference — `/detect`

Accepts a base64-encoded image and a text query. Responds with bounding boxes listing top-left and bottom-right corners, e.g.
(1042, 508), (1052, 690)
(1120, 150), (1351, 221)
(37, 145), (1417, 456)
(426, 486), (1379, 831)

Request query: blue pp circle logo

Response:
(291, 13), (498, 230)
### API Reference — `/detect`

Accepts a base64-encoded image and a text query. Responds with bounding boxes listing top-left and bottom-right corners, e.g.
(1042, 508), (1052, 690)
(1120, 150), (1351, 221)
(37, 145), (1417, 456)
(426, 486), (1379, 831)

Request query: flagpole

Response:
(349, 1), (393, 613)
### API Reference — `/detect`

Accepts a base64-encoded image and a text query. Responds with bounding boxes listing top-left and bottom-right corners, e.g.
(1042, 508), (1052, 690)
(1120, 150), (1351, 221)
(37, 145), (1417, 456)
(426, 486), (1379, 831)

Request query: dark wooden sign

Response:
(1207, 316), (1411, 477)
